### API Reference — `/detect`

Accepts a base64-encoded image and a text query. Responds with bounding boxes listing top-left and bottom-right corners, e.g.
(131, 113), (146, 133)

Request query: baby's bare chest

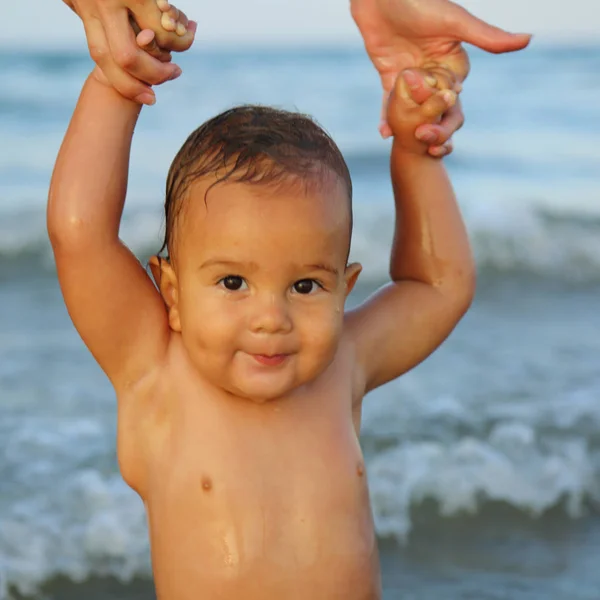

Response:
(153, 382), (367, 517)
(120, 374), (380, 598)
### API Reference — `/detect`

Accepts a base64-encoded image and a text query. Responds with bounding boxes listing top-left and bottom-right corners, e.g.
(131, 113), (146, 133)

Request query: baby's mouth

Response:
(251, 353), (289, 367)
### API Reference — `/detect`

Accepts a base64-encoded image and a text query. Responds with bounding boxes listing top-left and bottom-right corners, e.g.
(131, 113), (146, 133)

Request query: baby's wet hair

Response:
(160, 105), (353, 260)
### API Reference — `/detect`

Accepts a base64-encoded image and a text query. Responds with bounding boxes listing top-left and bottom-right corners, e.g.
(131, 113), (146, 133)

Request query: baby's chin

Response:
(224, 378), (301, 404)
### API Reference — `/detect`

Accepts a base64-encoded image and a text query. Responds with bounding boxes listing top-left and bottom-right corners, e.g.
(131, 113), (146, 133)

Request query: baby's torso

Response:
(117, 339), (380, 600)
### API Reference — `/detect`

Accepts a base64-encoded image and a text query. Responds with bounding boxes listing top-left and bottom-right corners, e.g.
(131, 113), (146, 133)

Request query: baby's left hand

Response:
(388, 69), (459, 158)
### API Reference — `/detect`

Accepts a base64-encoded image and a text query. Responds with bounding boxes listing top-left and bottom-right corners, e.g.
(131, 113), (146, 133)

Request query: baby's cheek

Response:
(183, 297), (238, 348)
(301, 312), (342, 364)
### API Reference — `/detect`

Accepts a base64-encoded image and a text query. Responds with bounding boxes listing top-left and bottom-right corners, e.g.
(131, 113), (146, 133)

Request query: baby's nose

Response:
(248, 294), (292, 335)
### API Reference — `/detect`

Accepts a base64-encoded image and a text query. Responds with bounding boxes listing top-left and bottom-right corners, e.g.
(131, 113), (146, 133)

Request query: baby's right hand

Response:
(388, 68), (459, 158)
(130, 1), (195, 63)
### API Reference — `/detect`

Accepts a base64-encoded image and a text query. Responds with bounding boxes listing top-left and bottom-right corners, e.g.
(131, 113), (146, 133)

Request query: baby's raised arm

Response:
(346, 69), (476, 396)
(47, 37), (175, 391)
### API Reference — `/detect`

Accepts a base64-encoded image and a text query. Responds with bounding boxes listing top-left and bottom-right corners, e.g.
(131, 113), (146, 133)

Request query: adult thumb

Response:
(450, 4), (532, 54)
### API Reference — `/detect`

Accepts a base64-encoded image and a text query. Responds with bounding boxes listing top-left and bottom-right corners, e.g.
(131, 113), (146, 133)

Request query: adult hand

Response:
(62, 0), (197, 105)
(351, 0), (531, 140)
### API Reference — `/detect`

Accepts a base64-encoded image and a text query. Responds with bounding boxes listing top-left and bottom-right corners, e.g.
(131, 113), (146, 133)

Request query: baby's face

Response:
(168, 178), (360, 402)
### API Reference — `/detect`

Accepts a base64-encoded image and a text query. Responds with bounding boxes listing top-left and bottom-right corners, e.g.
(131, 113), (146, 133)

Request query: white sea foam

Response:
(1, 471), (149, 597)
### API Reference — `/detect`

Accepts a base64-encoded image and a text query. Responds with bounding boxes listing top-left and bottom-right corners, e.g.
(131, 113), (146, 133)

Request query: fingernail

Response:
(176, 22), (187, 36)
(441, 90), (456, 105)
(168, 66), (182, 81)
(424, 74), (437, 87)
(431, 146), (448, 157)
(402, 70), (419, 90)
(135, 92), (156, 105)
(188, 20), (198, 34)
(416, 131), (436, 143)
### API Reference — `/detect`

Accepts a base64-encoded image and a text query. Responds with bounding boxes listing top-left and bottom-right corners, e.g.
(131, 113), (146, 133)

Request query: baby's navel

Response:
(201, 475), (213, 492)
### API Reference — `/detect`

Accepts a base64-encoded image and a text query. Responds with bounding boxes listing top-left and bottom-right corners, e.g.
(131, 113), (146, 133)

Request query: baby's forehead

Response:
(175, 177), (351, 260)
(185, 174), (348, 222)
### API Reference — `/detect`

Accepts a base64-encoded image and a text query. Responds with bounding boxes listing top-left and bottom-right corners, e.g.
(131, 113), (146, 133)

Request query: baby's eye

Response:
(293, 279), (321, 295)
(219, 275), (247, 291)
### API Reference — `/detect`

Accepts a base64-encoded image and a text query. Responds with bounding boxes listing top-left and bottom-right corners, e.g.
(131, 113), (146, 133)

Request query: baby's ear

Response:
(149, 255), (162, 287)
(149, 256), (182, 332)
(344, 262), (362, 297)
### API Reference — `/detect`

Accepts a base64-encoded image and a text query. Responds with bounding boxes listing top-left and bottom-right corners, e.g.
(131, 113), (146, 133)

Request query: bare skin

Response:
(47, 31), (474, 596)
(61, 0), (196, 104)
(351, 0), (532, 144)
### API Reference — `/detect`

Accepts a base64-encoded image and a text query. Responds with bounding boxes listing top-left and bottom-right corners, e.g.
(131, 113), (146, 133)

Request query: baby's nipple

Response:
(201, 475), (213, 492)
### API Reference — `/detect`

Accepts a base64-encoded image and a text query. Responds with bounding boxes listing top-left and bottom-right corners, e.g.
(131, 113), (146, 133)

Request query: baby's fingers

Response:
(420, 65), (458, 93)
(160, 4), (189, 36)
(132, 0), (195, 51)
(417, 101), (465, 146)
(421, 90), (457, 121)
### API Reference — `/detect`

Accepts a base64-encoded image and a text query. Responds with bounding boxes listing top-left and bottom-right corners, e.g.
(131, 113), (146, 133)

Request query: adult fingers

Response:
(415, 101), (465, 145)
(446, 3), (532, 54)
(84, 15), (156, 105)
(103, 7), (181, 85)
(378, 71), (397, 138)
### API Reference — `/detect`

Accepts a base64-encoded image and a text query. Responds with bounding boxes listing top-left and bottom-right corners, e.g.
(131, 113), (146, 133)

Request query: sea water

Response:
(1, 44), (600, 599)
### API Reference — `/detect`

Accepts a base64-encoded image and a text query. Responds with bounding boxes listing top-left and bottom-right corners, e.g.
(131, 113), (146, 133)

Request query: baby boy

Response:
(47, 8), (474, 599)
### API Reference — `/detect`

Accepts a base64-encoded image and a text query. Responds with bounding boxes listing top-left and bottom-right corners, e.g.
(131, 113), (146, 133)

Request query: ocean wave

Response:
(4, 192), (600, 284)
(2, 423), (599, 598)
(368, 428), (596, 541)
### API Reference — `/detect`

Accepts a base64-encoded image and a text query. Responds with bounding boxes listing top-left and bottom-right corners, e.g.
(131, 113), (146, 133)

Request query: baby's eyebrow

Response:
(199, 259), (338, 276)
(305, 264), (339, 276)
(200, 258), (259, 271)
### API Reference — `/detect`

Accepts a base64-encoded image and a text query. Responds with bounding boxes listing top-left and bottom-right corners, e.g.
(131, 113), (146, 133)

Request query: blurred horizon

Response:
(5, 0), (599, 49)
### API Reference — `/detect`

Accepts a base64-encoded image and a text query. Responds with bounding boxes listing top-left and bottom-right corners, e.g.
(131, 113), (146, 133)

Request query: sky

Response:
(4, 0), (599, 48)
